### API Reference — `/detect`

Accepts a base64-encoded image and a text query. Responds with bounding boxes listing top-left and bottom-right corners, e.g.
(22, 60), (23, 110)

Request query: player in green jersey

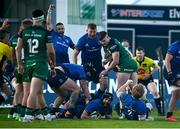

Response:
(16, 9), (56, 122)
(9, 19), (33, 120)
(99, 31), (138, 118)
(99, 31), (137, 87)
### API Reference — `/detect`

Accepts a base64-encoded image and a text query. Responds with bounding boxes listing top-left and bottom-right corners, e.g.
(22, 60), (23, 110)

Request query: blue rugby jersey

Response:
(76, 33), (102, 64)
(60, 63), (87, 81)
(51, 31), (74, 65)
(85, 99), (112, 116)
(167, 41), (180, 75)
(120, 93), (147, 120)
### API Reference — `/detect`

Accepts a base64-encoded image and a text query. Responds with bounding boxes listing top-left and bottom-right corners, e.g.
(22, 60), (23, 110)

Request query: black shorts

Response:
(47, 69), (68, 88)
(138, 76), (154, 86)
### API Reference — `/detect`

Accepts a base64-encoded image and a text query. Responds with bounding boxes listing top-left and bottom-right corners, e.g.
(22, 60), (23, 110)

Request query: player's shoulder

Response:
(79, 33), (88, 40)
(169, 41), (180, 50)
(64, 35), (72, 41)
(0, 42), (10, 51)
(144, 56), (154, 63)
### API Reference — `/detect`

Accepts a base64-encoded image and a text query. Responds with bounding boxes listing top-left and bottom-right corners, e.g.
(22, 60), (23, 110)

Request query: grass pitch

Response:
(0, 108), (180, 128)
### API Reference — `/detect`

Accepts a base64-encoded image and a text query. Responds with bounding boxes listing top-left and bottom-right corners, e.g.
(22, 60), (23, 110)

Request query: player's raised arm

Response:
(0, 19), (9, 30)
(46, 4), (55, 31)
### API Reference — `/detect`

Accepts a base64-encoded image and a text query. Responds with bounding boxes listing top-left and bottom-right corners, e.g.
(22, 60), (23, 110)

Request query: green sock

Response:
(21, 106), (26, 117)
(41, 107), (48, 116)
(16, 104), (22, 115)
(34, 109), (42, 115)
(25, 107), (33, 116)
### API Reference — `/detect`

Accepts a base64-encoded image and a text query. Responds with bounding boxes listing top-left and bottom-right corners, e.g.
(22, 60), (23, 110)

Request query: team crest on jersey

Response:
(85, 43), (89, 47)
(65, 39), (69, 43)
(142, 64), (147, 67)
(110, 45), (117, 50)
(59, 79), (63, 83)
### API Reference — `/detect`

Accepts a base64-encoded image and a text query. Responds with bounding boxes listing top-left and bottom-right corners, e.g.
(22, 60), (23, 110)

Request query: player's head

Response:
(121, 40), (130, 50)
(20, 18), (33, 30)
(86, 23), (97, 39)
(102, 92), (113, 106)
(56, 22), (64, 35)
(132, 83), (145, 99)
(99, 31), (110, 46)
(0, 30), (10, 44)
(136, 47), (145, 61)
(32, 9), (44, 25)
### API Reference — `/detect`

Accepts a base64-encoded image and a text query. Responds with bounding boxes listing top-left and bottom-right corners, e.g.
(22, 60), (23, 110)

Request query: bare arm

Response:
(116, 80), (133, 98)
(0, 19), (9, 30)
(73, 48), (80, 64)
(10, 47), (14, 66)
(165, 53), (173, 73)
(99, 52), (119, 77)
(16, 37), (24, 74)
(46, 43), (56, 68)
(106, 52), (119, 72)
(46, 4), (55, 31)
(16, 38), (23, 66)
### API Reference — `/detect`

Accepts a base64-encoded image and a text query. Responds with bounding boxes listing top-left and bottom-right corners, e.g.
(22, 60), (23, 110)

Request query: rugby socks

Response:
(34, 109), (42, 115)
(25, 107), (33, 116)
(21, 105), (26, 117)
(15, 104), (22, 115)
(96, 89), (104, 99)
(167, 112), (173, 118)
(41, 107), (49, 116)
(154, 98), (162, 115)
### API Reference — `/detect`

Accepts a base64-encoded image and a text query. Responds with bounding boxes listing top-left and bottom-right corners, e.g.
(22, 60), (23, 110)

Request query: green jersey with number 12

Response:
(20, 26), (51, 64)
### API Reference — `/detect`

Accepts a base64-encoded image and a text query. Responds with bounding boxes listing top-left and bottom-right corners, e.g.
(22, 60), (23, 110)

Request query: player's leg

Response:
(21, 82), (30, 117)
(12, 73), (24, 119)
(165, 88), (180, 121)
(116, 72), (131, 90)
(129, 72), (138, 89)
(79, 80), (91, 102)
(60, 78), (80, 109)
(147, 82), (162, 115)
(116, 72), (131, 118)
(96, 66), (108, 98)
(61, 64), (91, 101)
(50, 89), (67, 118)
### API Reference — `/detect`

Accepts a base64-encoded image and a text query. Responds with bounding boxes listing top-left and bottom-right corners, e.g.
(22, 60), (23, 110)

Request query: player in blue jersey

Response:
(116, 80), (152, 120)
(46, 4), (75, 65)
(47, 67), (80, 118)
(164, 41), (180, 122)
(60, 63), (91, 100)
(73, 23), (108, 98)
(46, 4), (91, 100)
(81, 92), (113, 119)
(49, 64), (91, 117)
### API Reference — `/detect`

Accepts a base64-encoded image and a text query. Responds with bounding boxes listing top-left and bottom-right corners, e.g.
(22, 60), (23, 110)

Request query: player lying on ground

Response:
(116, 80), (153, 120)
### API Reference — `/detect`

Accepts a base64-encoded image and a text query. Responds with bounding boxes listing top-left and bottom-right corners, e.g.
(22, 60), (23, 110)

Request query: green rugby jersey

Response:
(107, 39), (137, 72)
(11, 35), (25, 66)
(20, 26), (52, 64)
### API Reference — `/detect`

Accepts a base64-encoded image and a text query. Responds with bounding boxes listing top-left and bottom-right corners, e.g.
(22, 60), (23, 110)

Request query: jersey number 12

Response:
(27, 39), (39, 54)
